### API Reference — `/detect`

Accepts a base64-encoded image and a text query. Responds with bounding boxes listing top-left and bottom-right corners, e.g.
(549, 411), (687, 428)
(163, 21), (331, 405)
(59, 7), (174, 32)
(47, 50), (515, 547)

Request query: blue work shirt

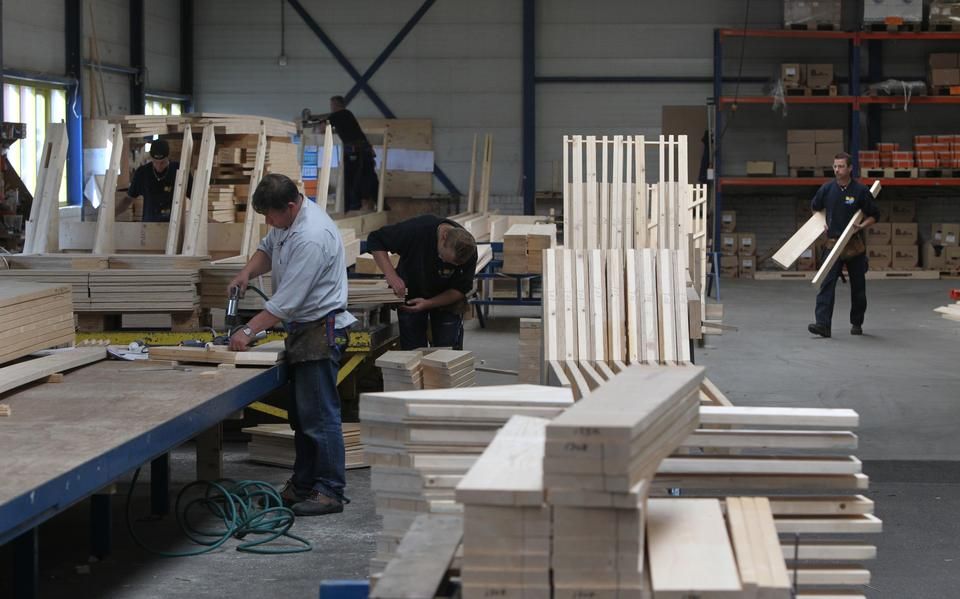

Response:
(811, 179), (881, 238)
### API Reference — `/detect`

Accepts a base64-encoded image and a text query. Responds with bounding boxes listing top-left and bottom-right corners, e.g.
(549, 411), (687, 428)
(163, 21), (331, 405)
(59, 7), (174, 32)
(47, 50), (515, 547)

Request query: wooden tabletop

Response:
(0, 359), (285, 544)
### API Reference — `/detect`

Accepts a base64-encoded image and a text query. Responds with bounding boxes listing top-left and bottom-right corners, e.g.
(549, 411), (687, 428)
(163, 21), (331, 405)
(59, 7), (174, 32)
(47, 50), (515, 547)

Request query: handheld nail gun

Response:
(181, 285), (270, 348)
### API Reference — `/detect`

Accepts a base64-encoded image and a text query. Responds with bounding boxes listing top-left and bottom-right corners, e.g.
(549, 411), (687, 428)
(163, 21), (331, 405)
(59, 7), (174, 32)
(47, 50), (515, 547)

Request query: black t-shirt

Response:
(811, 178), (881, 238)
(365, 215), (478, 300)
(128, 161), (183, 222)
(328, 109), (368, 146)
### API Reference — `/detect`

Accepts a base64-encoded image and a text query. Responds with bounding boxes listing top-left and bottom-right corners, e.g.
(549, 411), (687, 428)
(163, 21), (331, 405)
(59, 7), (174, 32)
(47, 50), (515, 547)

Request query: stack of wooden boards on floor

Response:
(376, 351), (424, 391)
(422, 350), (475, 389)
(243, 423), (365, 470)
(359, 385), (575, 573)
(1, 282), (75, 365)
(542, 248), (693, 399)
(518, 319), (541, 384)
(502, 224), (556, 274)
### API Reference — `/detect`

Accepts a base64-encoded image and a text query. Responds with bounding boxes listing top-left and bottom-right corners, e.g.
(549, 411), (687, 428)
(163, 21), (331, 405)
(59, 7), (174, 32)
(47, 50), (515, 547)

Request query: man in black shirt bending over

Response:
(366, 215), (478, 350)
(322, 96), (379, 213)
(808, 152), (880, 338)
(116, 139), (189, 222)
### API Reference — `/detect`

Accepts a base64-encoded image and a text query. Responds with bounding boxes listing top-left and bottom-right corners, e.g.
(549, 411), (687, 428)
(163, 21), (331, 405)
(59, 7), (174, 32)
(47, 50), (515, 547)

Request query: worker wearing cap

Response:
(117, 139), (189, 222)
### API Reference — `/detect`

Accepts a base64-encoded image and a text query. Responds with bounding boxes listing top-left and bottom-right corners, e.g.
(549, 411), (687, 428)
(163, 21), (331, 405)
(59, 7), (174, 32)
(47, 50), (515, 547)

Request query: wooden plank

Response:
(605, 250), (625, 362)
(623, 136), (634, 249)
(543, 250), (560, 362)
(0, 348), (107, 395)
(625, 248), (641, 363)
(588, 250), (607, 361)
(467, 134), (477, 213)
(182, 124), (216, 256)
(647, 498), (742, 597)
(674, 251), (691, 362)
(772, 211), (826, 270)
(561, 250), (577, 361)
(317, 123), (334, 209)
(585, 136), (598, 249)
(700, 406), (859, 428)
(775, 514), (882, 535)
(683, 429), (858, 451)
(24, 123), (69, 254)
(658, 250), (677, 363)
(147, 340), (284, 366)
(574, 250), (590, 361)
(781, 542), (877, 561)
(634, 136), (647, 248)
(638, 248), (659, 364)
(659, 456), (862, 476)
(164, 125), (194, 255)
(600, 136), (610, 249)
(479, 134), (493, 213)
(571, 136), (583, 249)
(92, 125), (124, 255)
(370, 514), (462, 599)
(240, 122), (267, 258)
(812, 209), (864, 286)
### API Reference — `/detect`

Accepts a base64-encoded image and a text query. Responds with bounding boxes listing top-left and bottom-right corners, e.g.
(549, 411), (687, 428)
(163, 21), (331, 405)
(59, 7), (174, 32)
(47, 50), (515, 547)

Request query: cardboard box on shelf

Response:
(721, 211), (736, 233)
(942, 223), (960, 246)
(797, 247), (817, 271)
(789, 153), (819, 169)
(892, 223), (918, 245)
(788, 141), (816, 156)
(929, 53), (959, 69)
(785, 0), (841, 28)
(738, 233), (756, 256)
(746, 161), (776, 176)
(867, 245), (893, 270)
(891, 245), (919, 270)
(720, 255), (739, 279)
(739, 255), (756, 279)
(787, 129), (817, 143)
(865, 223), (892, 246)
(806, 64), (834, 88)
(890, 201), (917, 223)
(930, 68), (960, 87)
(875, 200), (893, 223)
(720, 233), (739, 256)
(815, 129), (844, 143)
(782, 63), (804, 87)
(923, 243), (946, 271)
(944, 247), (960, 270)
(816, 141), (845, 156)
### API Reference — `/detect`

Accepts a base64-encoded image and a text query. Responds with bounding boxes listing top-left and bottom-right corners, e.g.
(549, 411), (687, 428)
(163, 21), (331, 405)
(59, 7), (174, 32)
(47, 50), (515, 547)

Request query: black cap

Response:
(149, 139), (170, 160)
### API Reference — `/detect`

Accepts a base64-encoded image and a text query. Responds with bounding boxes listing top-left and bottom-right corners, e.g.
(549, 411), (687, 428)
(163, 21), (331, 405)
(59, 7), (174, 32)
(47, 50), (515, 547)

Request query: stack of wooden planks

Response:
(376, 351), (424, 391)
(724, 496), (792, 598)
(147, 340), (284, 366)
(1, 282), (75, 365)
(421, 350), (475, 389)
(354, 252), (399, 275)
(243, 423), (365, 470)
(455, 416), (552, 599)
(502, 224), (556, 274)
(543, 366), (704, 597)
(518, 318), (542, 384)
(541, 248), (693, 399)
(359, 385), (574, 573)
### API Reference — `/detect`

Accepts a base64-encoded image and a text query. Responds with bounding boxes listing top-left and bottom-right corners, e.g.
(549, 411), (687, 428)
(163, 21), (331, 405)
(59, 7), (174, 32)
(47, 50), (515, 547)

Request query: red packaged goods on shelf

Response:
(893, 158), (915, 168)
(914, 143), (934, 152)
(892, 151), (914, 160)
(859, 150), (880, 160)
(876, 142), (899, 152)
(914, 135), (935, 145)
(916, 150), (937, 160)
(936, 135), (956, 143)
(880, 152), (894, 167)
(931, 142), (951, 153)
(918, 159), (939, 168)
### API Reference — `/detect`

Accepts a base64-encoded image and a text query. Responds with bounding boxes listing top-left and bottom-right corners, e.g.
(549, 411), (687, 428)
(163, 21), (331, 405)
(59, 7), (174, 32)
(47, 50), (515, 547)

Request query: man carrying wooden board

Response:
(313, 95), (379, 212)
(228, 174), (357, 516)
(808, 153), (880, 338)
(115, 139), (191, 222)
(366, 216), (478, 351)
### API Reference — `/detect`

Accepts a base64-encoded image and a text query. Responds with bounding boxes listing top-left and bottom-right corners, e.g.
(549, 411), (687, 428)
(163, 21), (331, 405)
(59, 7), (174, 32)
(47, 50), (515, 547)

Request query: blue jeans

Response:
(815, 253), (868, 329)
(397, 309), (463, 350)
(288, 334), (346, 500)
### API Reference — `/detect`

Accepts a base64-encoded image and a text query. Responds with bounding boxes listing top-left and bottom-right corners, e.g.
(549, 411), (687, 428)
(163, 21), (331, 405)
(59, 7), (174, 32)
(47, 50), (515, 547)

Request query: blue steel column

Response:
(522, 0), (535, 215)
(180, 0), (194, 112)
(850, 37), (861, 176)
(712, 29), (723, 253)
(65, 0), (83, 207)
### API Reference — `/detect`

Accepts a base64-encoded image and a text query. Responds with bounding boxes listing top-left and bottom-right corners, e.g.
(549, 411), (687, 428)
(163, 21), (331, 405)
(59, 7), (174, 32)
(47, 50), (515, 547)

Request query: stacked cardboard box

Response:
(928, 53), (960, 93)
(867, 200), (918, 270)
(931, 1), (960, 29)
(783, 0), (841, 29)
(787, 129), (843, 171)
(717, 210), (756, 279)
(780, 63), (834, 90)
(924, 222), (960, 272)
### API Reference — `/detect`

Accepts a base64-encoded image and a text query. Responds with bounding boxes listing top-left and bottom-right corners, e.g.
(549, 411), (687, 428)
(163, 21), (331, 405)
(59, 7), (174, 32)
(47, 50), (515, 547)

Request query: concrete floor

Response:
(4, 279), (960, 598)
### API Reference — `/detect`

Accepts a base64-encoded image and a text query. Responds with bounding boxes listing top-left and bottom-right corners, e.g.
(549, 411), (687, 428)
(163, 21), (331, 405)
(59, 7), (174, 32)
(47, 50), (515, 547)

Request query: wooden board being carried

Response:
(0, 348), (107, 396)
(147, 340), (284, 366)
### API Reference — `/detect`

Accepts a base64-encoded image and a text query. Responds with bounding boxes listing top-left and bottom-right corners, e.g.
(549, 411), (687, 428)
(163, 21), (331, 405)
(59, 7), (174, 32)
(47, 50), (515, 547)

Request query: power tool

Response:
(180, 285), (271, 348)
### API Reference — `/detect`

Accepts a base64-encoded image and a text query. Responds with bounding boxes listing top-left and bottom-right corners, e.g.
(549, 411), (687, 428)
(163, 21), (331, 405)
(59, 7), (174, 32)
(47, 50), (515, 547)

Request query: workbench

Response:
(0, 359), (286, 598)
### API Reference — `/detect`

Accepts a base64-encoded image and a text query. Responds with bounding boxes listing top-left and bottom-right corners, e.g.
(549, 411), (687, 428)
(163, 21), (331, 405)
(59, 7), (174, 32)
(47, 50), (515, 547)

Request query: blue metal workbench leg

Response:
(90, 493), (112, 559)
(319, 579), (369, 599)
(150, 453), (170, 516)
(13, 528), (38, 599)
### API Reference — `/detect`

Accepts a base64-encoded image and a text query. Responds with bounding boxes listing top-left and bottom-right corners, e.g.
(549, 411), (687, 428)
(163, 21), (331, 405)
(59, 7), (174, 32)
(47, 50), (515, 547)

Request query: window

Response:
(145, 99), (183, 116)
(2, 82), (68, 205)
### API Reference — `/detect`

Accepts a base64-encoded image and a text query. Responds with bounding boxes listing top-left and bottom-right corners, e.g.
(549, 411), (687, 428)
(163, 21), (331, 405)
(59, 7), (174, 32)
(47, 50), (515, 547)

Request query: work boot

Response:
(808, 323), (831, 338)
(851, 325), (863, 335)
(291, 491), (344, 516)
(279, 479), (308, 507)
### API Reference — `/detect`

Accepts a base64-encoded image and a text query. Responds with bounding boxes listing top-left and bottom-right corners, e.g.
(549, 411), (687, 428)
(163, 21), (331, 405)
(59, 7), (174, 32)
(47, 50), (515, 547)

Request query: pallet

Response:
(753, 271), (815, 281)
(863, 168), (885, 178)
(864, 21), (922, 33)
(928, 22), (960, 32)
(786, 22), (841, 31)
(789, 168), (832, 178)
(785, 85), (838, 97)
(882, 167), (917, 178)
(76, 308), (205, 333)
(930, 85), (960, 96)
(865, 270), (939, 280)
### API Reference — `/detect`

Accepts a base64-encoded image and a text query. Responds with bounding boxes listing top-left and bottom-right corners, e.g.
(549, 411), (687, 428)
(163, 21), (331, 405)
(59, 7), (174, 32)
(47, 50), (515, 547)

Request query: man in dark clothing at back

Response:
(116, 139), (189, 222)
(808, 152), (880, 338)
(366, 215), (478, 350)
(321, 96), (379, 213)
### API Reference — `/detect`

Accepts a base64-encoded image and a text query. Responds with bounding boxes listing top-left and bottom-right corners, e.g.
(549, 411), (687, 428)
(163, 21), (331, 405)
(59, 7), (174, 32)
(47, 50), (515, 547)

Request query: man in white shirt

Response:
(229, 174), (356, 516)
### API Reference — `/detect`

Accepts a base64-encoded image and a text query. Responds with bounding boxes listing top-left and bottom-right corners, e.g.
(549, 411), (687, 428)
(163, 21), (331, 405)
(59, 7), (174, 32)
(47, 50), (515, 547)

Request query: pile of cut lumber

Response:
(359, 385), (574, 573)
(354, 252), (399, 275)
(376, 351), (424, 391)
(243, 423), (365, 470)
(542, 248), (694, 399)
(1, 282), (75, 365)
(0, 269), (199, 313)
(147, 340), (284, 366)
(502, 224), (556, 274)
(455, 416), (552, 598)
(347, 279), (404, 304)
(422, 350), (475, 389)
(517, 318), (541, 384)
